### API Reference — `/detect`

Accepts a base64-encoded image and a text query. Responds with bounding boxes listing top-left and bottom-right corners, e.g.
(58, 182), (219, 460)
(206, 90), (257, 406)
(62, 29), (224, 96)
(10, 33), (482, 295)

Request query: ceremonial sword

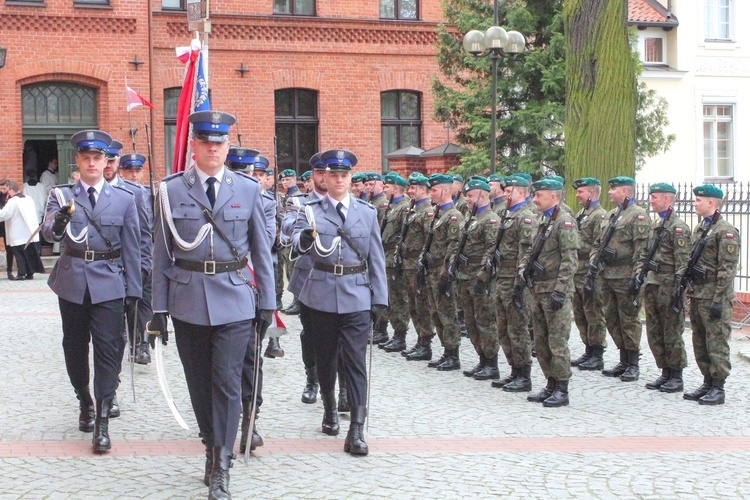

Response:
(145, 321), (189, 430)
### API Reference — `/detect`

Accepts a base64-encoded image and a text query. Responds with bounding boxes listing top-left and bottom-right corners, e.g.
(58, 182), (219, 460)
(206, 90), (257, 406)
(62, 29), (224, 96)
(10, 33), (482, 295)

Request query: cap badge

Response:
(86, 131), (95, 140)
(211, 111), (221, 124)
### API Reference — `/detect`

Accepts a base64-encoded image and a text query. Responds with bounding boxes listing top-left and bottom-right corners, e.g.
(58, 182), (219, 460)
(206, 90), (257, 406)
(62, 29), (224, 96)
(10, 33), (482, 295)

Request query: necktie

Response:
(206, 177), (217, 208)
(87, 186), (96, 209)
(336, 202), (346, 224)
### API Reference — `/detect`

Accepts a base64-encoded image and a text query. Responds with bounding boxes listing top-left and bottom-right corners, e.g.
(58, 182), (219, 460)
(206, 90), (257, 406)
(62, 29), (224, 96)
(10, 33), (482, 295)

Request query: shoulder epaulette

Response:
(306, 198), (323, 206)
(355, 198), (376, 210)
(261, 190), (274, 201)
(234, 170), (259, 183)
(112, 184), (135, 196)
(121, 178), (141, 190)
(161, 171), (184, 182)
(52, 183), (74, 189)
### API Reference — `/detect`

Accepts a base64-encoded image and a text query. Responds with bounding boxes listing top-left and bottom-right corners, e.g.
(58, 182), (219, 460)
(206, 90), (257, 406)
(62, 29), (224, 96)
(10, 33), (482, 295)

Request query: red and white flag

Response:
(172, 40), (202, 173)
(246, 264), (288, 338)
(125, 85), (154, 112)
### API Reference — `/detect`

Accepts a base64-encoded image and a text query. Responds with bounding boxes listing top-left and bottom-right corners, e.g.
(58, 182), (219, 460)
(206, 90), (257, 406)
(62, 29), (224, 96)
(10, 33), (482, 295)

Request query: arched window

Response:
(381, 90), (421, 170)
(275, 89), (319, 175)
(22, 83), (97, 126)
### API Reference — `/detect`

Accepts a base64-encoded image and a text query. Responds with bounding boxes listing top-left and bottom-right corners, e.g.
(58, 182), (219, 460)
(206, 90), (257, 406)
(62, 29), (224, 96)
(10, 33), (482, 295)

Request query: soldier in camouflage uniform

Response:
(520, 178), (579, 407)
(378, 173), (412, 352)
(678, 184), (739, 405)
(570, 178), (608, 370)
(365, 172), (391, 343)
(489, 174), (507, 214)
(420, 173), (464, 371)
(350, 172), (365, 200)
(633, 183), (691, 393)
(278, 169), (305, 316)
(541, 175), (575, 217)
(451, 174), (469, 216)
(485, 175), (538, 392)
(589, 176), (651, 382)
(449, 179), (500, 380)
(400, 174), (438, 360)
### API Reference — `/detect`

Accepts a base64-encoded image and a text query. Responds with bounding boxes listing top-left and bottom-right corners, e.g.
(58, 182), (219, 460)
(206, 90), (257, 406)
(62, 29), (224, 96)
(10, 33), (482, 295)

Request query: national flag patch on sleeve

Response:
(490, 219), (498, 225)
(637, 215), (645, 220)
(726, 233), (735, 239)
(450, 216), (458, 221)
(564, 221), (573, 227)
(427, 212), (434, 217)
(523, 218), (532, 224)
(675, 227), (683, 233)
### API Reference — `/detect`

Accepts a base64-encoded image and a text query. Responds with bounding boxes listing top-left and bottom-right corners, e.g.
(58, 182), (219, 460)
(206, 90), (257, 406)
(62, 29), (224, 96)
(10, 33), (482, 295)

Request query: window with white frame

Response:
(703, 105), (734, 179)
(704, 0), (732, 41)
(638, 31), (667, 65)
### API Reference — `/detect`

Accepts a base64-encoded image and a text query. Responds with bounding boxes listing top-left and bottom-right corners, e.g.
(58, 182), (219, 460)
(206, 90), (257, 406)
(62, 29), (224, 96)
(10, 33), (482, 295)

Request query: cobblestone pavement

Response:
(1, 276), (750, 498)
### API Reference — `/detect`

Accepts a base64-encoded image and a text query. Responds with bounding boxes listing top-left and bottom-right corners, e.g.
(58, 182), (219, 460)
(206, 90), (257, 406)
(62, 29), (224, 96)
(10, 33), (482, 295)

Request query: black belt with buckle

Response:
(64, 247), (121, 262)
(313, 262), (366, 276)
(175, 257), (248, 275)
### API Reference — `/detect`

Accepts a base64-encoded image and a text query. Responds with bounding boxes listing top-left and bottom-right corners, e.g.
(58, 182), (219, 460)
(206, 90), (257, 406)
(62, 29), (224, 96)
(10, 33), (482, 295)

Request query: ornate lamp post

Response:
(462, 5), (525, 173)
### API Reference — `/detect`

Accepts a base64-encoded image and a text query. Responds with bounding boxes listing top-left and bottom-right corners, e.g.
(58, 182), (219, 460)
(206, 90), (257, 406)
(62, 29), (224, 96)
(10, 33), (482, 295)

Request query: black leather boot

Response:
(344, 406), (368, 456)
(283, 296), (301, 315)
(619, 350), (640, 382)
(371, 326), (389, 345)
(463, 353), (486, 377)
(75, 387), (95, 432)
(698, 379), (725, 405)
(208, 446), (232, 500)
(645, 368), (670, 390)
(474, 355), (500, 380)
(683, 375), (713, 401)
(301, 366), (319, 404)
(571, 345), (592, 367)
(201, 434), (213, 486)
(320, 391), (339, 436)
(92, 399), (111, 453)
(401, 341), (419, 357)
(436, 347), (460, 371)
(337, 372), (350, 413)
(659, 369), (684, 393)
(578, 346), (604, 371)
(503, 364), (532, 392)
(491, 367), (518, 388)
(264, 337), (285, 358)
(383, 333), (407, 353)
(543, 379), (570, 407)
(109, 394), (120, 418)
(602, 349), (628, 377)
(528, 377), (555, 402)
(239, 399), (251, 454)
(135, 342), (151, 365)
(407, 337), (433, 362)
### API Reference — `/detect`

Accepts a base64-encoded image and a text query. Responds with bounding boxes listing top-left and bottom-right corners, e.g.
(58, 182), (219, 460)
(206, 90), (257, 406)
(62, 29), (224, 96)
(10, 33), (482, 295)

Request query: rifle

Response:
(416, 204), (441, 293)
(379, 193), (395, 235)
(512, 205), (560, 309)
(583, 197), (631, 294)
(485, 185), (515, 279)
(670, 210), (720, 313)
(630, 206), (673, 305)
(393, 198), (416, 276)
(447, 203), (479, 281)
(272, 136), (283, 251)
(576, 197), (592, 229)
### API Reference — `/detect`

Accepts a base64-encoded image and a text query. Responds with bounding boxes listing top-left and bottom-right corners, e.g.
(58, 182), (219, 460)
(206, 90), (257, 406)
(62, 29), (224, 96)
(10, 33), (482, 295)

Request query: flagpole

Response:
(125, 77), (138, 154)
(184, 35), (202, 171)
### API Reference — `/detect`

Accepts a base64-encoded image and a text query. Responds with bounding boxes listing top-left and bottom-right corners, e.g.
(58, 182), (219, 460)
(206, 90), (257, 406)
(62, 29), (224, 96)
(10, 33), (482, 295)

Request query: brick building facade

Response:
(0, 0), (451, 184)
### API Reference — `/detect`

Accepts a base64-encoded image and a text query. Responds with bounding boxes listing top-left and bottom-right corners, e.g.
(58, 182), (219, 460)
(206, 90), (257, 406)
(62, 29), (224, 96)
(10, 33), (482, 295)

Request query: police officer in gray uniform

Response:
(292, 149), (387, 456)
(42, 130), (141, 453)
(150, 111), (275, 500)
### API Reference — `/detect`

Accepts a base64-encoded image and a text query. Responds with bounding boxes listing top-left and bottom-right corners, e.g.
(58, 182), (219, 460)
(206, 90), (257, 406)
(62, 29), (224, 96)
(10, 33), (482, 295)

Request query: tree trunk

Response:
(564, 0), (637, 206)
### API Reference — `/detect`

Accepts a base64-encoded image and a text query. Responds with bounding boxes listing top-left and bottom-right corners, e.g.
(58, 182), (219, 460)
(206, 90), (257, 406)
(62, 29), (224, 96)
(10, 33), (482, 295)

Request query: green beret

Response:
(543, 174), (564, 185)
(408, 173), (430, 186)
(505, 174), (531, 187)
(515, 173), (532, 183)
(693, 184), (724, 199)
(607, 176), (635, 187)
(572, 177), (601, 189)
(487, 174), (505, 184)
(301, 171), (311, 181)
(427, 173), (454, 187)
(364, 172), (383, 182)
(451, 174), (464, 183)
(467, 175), (488, 183)
(464, 179), (490, 193)
(649, 182), (676, 194)
(532, 178), (564, 191)
(279, 169), (297, 179)
(384, 173), (408, 188)
(351, 172), (364, 183)
(265, 168), (274, 176)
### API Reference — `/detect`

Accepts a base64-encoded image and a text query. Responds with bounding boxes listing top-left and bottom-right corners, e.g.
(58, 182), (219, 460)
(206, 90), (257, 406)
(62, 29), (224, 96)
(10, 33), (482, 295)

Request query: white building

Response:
(630, 0), (749, 185)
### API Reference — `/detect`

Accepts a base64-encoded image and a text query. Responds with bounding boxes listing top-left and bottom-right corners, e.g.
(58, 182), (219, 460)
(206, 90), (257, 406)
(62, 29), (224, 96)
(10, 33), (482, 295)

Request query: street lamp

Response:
(462, 6), (525, 174)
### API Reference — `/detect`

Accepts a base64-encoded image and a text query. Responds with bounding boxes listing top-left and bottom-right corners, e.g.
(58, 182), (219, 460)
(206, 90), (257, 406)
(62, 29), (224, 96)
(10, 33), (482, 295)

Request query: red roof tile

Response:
(629, 0), (676, 25)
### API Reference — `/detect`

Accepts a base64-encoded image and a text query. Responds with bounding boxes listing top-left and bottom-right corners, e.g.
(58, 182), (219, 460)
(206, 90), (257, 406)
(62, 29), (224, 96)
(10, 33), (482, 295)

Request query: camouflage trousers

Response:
(275, 246), (291, 297)
(572, 273), (607, 348)
(457, 279), (497, 359)
(405, 269), (434, 339)
(530, 290), (572, 381)
(426, 270), (460, 349)
(644, 283), (687, 370)
(493, 279), (532, 368)
(379, 266), (410, 336)
(601, 278), (642, 351)
(689, 295), (733, 381)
